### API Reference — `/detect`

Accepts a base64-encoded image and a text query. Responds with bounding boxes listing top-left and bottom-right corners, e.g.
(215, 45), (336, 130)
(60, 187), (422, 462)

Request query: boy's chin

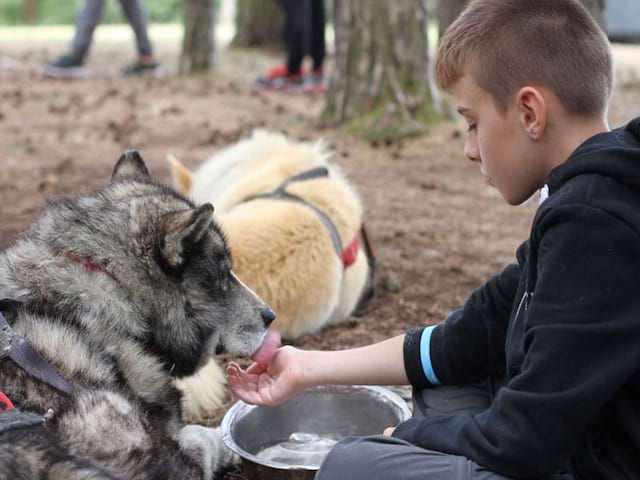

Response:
(503, 189), (537, 206)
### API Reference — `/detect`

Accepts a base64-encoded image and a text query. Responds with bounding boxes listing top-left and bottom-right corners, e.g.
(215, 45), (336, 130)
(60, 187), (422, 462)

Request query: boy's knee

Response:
(316, 436), (379, 480)
(316, 435), (411, 480)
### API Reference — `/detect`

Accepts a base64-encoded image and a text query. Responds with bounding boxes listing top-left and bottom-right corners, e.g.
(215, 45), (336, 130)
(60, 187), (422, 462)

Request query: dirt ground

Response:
(1, 33), (639, 479)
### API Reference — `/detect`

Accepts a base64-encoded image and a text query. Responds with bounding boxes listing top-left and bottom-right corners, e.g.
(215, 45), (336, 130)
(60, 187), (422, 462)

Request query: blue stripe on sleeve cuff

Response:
(420, 325), (441, 385)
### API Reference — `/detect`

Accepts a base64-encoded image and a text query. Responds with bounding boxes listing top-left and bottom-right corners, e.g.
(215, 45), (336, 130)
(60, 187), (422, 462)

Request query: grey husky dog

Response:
(0, 152), (275, 479)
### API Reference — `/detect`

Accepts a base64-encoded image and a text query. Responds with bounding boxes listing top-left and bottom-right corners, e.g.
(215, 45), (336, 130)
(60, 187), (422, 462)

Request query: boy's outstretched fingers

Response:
(226, 346), (305, 407)
(227, 362), (262, 404)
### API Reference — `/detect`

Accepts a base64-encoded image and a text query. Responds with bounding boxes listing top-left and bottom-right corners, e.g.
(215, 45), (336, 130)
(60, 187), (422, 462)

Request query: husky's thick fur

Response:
(0, 152), (274, 479)
(170, 130), (374, 419)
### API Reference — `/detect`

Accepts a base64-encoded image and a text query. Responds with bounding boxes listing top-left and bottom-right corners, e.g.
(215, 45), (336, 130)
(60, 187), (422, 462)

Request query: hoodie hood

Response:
(547, 117), (640, 194)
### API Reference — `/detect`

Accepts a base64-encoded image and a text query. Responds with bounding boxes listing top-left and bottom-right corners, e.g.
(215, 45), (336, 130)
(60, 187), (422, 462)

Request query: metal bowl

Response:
(221, 385), (411, 480)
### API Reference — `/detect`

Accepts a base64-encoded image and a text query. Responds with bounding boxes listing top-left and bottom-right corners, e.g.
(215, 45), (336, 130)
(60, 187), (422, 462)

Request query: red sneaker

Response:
(256, 68), (305, 91)
(304, 67), (327, 93)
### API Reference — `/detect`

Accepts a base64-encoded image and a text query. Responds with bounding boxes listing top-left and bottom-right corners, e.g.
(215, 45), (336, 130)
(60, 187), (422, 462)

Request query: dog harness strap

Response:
(0, 311), (74, 395)
(0, 409), (45, 433)
(273, 191), (344, 256)
(240, 167), (345, 257)
(239, 167), (370, 268)
(274, 167), (330, 193)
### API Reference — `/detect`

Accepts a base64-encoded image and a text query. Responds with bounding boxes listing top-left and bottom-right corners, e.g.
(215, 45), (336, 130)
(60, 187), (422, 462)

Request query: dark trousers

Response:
(277, 0), (326, 74)
(315, 382), (576, 480)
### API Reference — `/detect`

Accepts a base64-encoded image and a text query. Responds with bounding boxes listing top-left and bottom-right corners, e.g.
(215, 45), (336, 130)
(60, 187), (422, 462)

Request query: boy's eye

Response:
(466, 123), (477, 133)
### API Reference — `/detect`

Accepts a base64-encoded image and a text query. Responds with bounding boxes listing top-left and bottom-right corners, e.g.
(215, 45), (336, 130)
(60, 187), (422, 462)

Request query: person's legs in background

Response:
(282, 0), (306, 77)
(117, 0), (159, 75)
(256, 0), (307, 91)
(45, 0), (105, 78)
(45, 0), (158, 78)
(306, 0), (326, 91)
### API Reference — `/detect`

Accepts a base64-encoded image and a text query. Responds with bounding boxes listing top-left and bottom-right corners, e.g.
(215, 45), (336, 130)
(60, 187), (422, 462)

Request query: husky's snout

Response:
(217, 271), (275, 357)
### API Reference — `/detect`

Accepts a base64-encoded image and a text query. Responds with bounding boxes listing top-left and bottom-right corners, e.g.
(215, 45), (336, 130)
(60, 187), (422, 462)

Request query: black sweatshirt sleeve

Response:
(394, 205), (640, 477)
(403, 241), (526, 388)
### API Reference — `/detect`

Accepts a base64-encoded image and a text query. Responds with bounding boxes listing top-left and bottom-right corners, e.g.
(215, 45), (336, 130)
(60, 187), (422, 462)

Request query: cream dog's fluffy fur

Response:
(170, 131), (373, 419)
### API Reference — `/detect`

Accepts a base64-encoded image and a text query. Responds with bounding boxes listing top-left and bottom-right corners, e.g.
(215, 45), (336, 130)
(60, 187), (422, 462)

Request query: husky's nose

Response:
(261, 308), (276, 328)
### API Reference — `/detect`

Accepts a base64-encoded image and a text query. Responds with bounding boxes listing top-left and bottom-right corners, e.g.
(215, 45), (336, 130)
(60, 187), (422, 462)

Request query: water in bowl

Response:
(256, 432), (339, 468)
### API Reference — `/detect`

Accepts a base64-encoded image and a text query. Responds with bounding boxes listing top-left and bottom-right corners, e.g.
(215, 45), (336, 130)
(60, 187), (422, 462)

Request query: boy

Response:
(228, 0), (640, 478)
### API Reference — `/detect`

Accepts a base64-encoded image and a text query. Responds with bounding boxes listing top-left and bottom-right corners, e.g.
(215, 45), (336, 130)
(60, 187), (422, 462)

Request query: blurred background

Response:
(0, 3), (638, 477)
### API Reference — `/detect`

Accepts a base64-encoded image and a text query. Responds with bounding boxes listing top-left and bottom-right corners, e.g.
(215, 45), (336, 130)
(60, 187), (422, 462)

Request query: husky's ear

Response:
(112, 150), (152, 182)
(167, 153), (193, 194)
(160, 203), (214, 269)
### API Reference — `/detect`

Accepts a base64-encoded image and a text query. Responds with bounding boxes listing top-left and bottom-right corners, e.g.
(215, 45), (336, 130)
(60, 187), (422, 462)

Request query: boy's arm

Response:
(403, 241), (527, 389)
(302, 335), (409, 385)
(228, 335), (409, 407)
(393, 205), (640, 478)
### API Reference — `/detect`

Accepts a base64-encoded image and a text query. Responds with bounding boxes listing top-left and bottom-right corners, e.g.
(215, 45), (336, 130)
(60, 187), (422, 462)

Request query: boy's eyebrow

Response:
(457, 106), (471, 116)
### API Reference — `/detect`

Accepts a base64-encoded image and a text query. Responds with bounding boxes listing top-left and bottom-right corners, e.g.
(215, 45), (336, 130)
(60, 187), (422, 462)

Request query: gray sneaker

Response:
(45, 54), (87, 79)
(122, 61), (159, 77)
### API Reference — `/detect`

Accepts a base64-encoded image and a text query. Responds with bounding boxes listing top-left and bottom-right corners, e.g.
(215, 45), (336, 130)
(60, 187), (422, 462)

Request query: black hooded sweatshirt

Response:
(396, 118), (640, 479)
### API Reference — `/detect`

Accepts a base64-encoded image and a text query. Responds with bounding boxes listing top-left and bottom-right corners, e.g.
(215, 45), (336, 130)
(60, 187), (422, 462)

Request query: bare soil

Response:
(1, 37), (639, 480)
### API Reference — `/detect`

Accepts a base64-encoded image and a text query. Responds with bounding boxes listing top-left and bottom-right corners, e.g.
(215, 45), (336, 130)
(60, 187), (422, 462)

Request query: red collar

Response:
(63, 251), (108, 274)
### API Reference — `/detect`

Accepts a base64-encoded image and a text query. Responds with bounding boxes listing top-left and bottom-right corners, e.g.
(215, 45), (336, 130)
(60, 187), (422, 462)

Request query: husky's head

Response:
(33, 152), (275, 378)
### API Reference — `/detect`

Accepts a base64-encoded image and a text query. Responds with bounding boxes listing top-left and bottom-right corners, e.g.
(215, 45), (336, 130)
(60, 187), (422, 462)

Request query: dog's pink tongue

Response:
(251, 331), (281, 368)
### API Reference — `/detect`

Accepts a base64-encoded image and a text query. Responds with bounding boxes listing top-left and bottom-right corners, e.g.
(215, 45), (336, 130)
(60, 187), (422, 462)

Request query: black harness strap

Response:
(240, 167), (345, 257)
(0, 305), (74, 396)
(0, 409), (45, 434)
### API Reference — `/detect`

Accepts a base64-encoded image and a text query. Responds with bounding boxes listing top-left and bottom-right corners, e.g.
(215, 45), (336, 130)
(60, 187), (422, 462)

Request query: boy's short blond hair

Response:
(436, 0), (613, 116)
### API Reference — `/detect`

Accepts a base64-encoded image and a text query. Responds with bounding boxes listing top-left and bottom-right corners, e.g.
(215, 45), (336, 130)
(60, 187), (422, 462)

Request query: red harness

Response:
(341, 232), (360, 267)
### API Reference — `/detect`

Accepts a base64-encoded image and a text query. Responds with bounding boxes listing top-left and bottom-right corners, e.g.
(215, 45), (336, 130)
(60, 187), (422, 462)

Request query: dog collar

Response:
(63, 251), (109, 274)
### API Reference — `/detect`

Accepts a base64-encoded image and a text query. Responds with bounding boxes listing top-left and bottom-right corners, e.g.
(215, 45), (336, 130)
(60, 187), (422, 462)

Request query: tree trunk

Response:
(579, 0), (607, 31)
(232, 0), (283, 49)
(21, 0), (39, 24)
(437, 0), (468, 37)
(325, 0), (432, 140)
(180, 0), (216, 74)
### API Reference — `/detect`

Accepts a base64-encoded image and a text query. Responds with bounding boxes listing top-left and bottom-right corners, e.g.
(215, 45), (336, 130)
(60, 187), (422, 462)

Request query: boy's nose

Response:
(464, 142), (481, 164)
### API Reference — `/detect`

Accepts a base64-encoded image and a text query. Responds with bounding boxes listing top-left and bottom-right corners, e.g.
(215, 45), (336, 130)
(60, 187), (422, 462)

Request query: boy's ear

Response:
(167, 153), (194, 194)
(516, 87), (547, 140)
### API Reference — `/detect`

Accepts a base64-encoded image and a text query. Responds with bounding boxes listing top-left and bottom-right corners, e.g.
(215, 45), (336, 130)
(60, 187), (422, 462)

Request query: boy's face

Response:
(453, 74), (548, 205)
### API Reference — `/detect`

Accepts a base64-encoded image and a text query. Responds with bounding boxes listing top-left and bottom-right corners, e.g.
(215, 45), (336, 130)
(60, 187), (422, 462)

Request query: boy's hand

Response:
(226, 346), (306, 406)
(383, 427), (396, 436)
